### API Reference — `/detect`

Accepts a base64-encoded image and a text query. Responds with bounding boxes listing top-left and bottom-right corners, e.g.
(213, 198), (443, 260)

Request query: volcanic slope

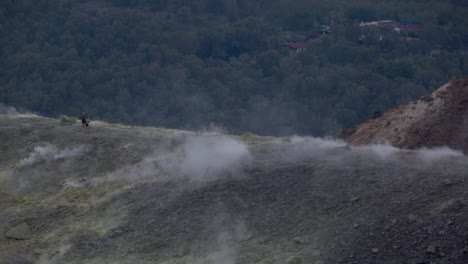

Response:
(345, 77), (468, 152)
(0, 113), (468, 264)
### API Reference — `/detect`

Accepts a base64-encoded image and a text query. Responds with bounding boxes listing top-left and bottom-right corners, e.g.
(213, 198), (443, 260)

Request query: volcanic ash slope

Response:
(0, 114), (468, 264)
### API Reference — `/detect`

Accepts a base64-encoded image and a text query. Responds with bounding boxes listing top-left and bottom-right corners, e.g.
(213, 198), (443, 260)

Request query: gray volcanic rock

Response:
(0, 113), (468, 264)
(4, 223), (32, 240)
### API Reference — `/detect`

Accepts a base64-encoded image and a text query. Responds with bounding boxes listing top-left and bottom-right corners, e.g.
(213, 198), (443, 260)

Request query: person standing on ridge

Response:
(81, 112), (90, 133)
(81, 112), (87, 128)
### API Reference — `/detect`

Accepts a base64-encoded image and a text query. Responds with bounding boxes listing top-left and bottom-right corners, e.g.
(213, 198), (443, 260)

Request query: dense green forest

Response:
(0, 0), (467, 136)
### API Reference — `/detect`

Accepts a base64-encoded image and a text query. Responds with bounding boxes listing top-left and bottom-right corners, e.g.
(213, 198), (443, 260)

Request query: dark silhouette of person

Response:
(81, 112), (87, 128)
(81, 112), (90, 133)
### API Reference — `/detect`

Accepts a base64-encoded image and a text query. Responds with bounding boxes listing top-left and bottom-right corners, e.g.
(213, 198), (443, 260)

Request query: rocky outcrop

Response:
(345, 77), (468, 151)
(4, 223), (32, 240)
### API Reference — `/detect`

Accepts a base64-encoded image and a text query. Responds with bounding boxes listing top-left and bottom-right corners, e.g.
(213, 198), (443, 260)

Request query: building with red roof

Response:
(398, 24), (422, 32)
(283, 42), (308, 53)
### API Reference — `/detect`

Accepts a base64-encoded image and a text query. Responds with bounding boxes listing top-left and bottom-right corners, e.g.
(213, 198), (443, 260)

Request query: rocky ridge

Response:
(345, 77), (468, 152)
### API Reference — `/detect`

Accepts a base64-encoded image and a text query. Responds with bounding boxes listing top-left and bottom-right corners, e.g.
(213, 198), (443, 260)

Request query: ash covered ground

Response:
(1, 113), (467, 264)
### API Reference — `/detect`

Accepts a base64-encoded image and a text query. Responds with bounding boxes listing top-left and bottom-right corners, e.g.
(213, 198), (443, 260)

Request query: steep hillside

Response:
(1, 113), (468, 264)
(345, 77), (468, 152)
(1, 0), (467, 135)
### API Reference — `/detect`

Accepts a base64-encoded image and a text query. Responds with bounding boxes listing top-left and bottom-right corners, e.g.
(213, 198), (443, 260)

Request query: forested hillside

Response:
(1, 0), (467, 135)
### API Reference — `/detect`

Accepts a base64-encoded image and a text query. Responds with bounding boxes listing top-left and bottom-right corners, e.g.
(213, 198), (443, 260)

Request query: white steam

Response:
(188, 220), (248, 264)
(353, 144), (402, 160)
(20, 144), (90, 166)
(160, 133), (251, 181)
(91, 156), (165, 185)
(261, 136), (466, 168)
(192, 231), (237, 264)
(0, 104), (20, 115)
(280, 136), (348, 162)
(36, 244), (71, 264)
(415, 146), (464, 162)
(92, 133), (252, 185)
(0, 170), (20, 190)
(91, 132), (467, 186)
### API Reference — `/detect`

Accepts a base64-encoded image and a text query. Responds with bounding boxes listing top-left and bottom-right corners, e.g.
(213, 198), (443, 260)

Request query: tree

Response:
(256, 49), (280, 76)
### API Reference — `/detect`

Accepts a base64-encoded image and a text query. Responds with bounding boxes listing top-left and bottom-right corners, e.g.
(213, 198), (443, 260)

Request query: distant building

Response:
(359, 21), (379, 27)
(378, 20), (399, 28)
(360, 20), (422, 33)
(360, 20), (398, 29)
(397, 24), (422, 32)
(396, 24), (422, 39)
(281, 26), (325, 54)
(360, 20), (423, 40)
(283, 42), (308, 54)
(281, 25), (331, 54)
(319, 25), (332, 35)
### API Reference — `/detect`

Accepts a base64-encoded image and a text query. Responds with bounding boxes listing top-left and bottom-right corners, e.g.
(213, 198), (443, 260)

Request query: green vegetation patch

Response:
(0, 0), (466, 136)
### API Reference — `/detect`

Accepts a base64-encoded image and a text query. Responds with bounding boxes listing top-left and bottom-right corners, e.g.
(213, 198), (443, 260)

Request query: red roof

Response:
(399, 24), (422, 31)
(283, 42), (308, 49)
